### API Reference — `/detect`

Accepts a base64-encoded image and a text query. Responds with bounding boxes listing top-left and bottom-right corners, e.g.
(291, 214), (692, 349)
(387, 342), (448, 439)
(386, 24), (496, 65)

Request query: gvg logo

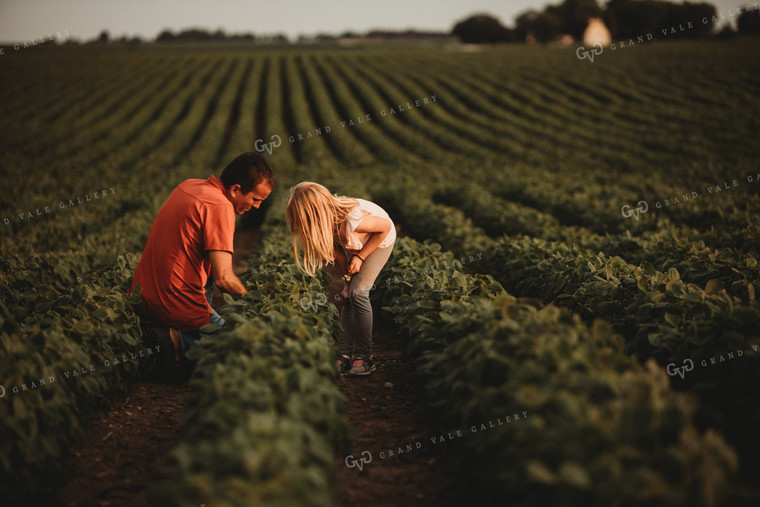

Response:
(576, 43), (603, 63)
(621, 200), (649, 220)
(344, 451), (372, 471)
(253, 134), (282, 155)
(298, 292), (329, 312)
(666, 359), (694, 379)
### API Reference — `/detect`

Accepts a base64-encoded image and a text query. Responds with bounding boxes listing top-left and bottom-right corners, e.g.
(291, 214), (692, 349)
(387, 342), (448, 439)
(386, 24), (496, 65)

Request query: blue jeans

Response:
(180, 279), (225, 351)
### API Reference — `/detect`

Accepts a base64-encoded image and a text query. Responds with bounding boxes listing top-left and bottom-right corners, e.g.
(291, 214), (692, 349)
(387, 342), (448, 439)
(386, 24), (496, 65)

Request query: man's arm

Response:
(208, 250), (247, 298)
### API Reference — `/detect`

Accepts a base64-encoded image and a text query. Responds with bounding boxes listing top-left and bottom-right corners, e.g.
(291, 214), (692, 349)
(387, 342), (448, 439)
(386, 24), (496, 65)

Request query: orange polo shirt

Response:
(130, 176), (235, 331)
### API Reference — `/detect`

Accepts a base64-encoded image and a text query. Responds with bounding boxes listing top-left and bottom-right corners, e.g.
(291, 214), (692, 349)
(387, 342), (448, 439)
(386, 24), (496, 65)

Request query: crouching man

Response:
(129, 152), (275, 381)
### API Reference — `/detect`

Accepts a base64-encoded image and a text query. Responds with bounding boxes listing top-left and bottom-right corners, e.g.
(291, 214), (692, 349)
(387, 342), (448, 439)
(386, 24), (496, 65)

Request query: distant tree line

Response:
(77, 27), (453, 46)
(155, 28), (288, 43)
(12, 3), (760, 49)
(453, 0), (760, 44)
(298, 29), (451, 43)
(603, 0), (715, 39)
(738, 7), (760, 33)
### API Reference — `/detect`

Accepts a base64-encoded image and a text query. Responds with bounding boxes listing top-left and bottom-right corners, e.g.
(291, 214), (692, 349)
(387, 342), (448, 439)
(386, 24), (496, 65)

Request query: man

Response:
(130, 152), (274, 366)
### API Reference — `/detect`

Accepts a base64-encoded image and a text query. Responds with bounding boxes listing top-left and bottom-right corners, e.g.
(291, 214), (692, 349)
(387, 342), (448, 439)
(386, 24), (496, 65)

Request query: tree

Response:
(513, 0), (601, 42)
(738, 7), (760, 34)
(604, 0), (668, 39)
(604, 0), (715, 40)
(716, 25), (736, 39)
(451, 14), (512, 43)
(533, 10), (564, 42)
(561, 0), (603, 40)
(514, 10), (539, 41)
(156, 30), (175, 42)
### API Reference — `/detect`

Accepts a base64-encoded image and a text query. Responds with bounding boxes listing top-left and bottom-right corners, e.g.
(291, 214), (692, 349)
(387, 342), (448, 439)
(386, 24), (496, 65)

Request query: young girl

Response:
(286, 182), (396, 376)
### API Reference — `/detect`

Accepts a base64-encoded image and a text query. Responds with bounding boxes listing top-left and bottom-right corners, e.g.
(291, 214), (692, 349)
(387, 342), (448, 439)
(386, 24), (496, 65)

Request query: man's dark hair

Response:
(220, 152), (276, 193)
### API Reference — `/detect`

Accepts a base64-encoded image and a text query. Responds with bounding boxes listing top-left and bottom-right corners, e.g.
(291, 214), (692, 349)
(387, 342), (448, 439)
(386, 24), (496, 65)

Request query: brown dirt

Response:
(334, 326), (464, 507)
(327, 266), (463, 507)
(42, 383), (192, 507)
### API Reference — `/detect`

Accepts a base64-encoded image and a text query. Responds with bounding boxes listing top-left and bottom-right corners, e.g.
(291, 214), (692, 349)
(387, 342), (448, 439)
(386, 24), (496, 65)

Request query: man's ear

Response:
(229, 184), (242, 197)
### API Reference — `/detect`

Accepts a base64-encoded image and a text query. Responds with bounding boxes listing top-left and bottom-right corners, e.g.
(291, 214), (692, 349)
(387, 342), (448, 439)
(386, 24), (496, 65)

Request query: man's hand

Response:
(209, 250), (248, 298)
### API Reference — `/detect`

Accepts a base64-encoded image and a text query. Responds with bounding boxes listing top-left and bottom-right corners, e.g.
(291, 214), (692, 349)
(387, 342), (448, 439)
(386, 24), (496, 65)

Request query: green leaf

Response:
(200, 323), (221, 334)
(526, 460), (557, 484)
(559, 462), (591, 489)
(120, 333), (137, 346)
(664, 312), (681, 327)
(704, 279), (724, 295)
(73, 319), (95, 335)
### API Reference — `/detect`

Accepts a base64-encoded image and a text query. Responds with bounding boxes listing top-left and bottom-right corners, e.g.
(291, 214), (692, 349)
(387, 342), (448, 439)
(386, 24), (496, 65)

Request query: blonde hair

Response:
(286, 182), (359, 276)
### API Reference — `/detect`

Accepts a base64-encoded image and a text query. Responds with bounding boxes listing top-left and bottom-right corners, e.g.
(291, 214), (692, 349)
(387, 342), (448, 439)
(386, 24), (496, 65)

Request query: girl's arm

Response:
(334, 241), (348, 275)
(334, 242), (352, 298)
(347, 216), (392, 274)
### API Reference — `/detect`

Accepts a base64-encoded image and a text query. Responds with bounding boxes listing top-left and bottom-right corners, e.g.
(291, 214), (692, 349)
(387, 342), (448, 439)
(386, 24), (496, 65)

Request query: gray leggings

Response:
(339, 245), (393, 357)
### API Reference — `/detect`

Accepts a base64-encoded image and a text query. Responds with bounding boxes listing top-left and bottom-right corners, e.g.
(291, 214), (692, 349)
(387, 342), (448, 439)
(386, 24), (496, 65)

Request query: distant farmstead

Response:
(584, 17), (611, 46)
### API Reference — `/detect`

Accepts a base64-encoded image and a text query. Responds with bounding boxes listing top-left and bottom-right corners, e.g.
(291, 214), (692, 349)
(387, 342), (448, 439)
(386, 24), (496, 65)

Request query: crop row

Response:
(2, 56), (243, 255)
(7, 49), (757, 256)
(377, 186), (760, 366)
(0, 250), (145, 501)
(322, 54), (441, 163)
(373, 236), (743, 506)
(371, 47), (760, 200)
(369, 54), (648, 169)
(433, 182), (760, 296)
(373, 186), (760, 476)
(1, 56), (169, 163)
(408, 45), (759, 159)
(152, 228), (351, 506)
(295, 55), (375, 165)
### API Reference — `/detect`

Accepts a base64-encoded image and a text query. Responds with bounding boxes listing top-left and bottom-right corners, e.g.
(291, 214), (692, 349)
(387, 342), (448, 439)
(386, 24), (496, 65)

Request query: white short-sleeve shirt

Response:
(342, 198), (396, 251)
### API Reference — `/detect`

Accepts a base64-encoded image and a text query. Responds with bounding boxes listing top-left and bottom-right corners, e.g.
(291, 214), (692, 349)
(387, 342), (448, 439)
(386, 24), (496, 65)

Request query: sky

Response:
(0, 0), (748, 42)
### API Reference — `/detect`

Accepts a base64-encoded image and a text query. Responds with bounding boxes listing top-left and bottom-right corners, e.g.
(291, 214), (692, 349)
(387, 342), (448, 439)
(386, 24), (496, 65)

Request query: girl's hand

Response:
(348, 255), (363, 274)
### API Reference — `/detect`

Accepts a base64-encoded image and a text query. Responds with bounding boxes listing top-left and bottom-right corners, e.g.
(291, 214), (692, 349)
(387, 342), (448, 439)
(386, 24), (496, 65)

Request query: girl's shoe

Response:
(337, 355), (352, 375)
(349, 355), (376, 376)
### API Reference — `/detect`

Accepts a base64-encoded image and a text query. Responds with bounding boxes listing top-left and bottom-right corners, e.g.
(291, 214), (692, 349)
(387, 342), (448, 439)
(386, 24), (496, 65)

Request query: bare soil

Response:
(326, 266), (463, 507)
(42, 383), (191, 507)
(334, 325), (463, 507)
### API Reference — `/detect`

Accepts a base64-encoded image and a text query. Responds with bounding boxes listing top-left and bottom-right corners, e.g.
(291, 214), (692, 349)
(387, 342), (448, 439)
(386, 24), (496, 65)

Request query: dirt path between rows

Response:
(327, 264), (463, 507)
(334, 323), (464, 507)
(42, 383), (191, 507)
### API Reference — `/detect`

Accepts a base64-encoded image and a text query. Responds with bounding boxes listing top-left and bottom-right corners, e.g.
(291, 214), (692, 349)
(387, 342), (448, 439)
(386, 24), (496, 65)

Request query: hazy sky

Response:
(0, 0), (747, 42)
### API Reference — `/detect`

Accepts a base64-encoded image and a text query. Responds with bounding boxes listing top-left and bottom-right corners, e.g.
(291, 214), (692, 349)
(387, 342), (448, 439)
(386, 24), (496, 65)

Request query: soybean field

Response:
(1, 38), (760, 506)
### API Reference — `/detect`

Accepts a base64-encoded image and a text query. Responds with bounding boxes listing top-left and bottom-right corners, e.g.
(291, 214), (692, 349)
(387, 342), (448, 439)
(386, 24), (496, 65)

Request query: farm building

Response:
(584, 17), (611, 46)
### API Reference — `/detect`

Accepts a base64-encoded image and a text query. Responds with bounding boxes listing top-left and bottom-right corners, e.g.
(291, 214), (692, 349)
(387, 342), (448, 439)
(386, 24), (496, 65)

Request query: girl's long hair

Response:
(286, 182), (359, 276)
